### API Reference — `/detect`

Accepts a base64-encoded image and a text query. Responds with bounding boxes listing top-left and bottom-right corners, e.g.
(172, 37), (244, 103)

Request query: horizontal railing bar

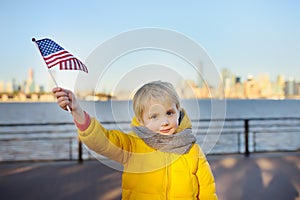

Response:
(0, 122), (75, 127)
(251, 129), (300, 134)
(1, 117), (300, 127)
(191, 117), (300, 122)
(0, 129), (77, 135)
(0, 137), (74, 142)
(195, 132), (242, 135)
(249, 124), (300, 128)
(196, 129), (300, 135)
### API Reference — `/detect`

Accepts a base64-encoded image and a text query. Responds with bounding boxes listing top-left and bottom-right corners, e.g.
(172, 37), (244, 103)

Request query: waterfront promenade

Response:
(0, 152), (299, 200)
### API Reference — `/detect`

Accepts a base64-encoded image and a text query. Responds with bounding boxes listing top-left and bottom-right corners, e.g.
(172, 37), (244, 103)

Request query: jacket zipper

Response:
(165, 153), (171, 200)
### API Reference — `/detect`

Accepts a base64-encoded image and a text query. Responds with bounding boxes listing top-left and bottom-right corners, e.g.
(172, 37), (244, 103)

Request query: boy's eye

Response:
(150, 115), (157, 120)
(167, 111), (174, 116)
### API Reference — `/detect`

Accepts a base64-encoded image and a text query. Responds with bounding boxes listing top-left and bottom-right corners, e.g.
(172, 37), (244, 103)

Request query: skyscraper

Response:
(25, 68), (35, 93)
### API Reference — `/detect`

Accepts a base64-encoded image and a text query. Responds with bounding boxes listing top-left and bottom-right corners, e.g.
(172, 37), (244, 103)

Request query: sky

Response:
(0, 0), (299, 92)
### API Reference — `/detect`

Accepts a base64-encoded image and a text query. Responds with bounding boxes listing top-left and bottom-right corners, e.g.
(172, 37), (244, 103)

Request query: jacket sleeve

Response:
(77, 117), (134, 164)
(196, 146), (218, 200)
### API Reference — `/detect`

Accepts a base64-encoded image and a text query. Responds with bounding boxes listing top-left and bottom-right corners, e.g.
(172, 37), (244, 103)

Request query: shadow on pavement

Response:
(0, 152), (299, 200)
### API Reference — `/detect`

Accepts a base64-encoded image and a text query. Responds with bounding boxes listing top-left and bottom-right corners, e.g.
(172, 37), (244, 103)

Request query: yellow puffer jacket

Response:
(78, 111), (217, 200)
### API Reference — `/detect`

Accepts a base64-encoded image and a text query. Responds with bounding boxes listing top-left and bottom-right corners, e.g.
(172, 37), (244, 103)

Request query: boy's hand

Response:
(52, 87), (85, 124)
(52, 87), (76, 111)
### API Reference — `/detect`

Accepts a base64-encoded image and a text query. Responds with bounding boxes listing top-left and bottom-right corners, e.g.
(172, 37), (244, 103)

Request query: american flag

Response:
(34, 38), (88, 73)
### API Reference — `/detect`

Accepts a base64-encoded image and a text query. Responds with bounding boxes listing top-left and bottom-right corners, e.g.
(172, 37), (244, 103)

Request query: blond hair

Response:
(133, 81), (181, 121)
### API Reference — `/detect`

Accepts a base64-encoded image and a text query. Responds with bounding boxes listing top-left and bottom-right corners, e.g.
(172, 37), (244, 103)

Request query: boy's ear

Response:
(138, 118), (144, 126)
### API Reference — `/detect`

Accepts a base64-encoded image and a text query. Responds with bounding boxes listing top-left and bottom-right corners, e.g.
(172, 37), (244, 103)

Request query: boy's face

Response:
(140, 100), (179, 135)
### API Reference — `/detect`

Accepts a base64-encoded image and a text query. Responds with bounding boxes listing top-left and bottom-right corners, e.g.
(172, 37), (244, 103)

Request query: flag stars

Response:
(36, 38), (64, 57)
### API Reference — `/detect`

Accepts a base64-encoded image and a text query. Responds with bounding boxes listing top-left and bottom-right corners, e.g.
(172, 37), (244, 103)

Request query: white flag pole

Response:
(32, 38), (71, 113)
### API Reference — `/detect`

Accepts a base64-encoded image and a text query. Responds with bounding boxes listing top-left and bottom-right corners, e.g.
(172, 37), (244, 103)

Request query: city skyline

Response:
(0, 1), (299, 88)
(0, 64), (298, 93)
(1, 67), (299, 101)
(0, 66), (297, 91)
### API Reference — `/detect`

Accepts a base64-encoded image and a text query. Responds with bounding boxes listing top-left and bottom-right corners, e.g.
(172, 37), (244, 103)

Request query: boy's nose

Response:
(162, 118), (169, 126)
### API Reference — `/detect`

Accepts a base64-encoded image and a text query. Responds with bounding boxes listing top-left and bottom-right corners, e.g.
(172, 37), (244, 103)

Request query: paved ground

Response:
(0, 152), (299, 200)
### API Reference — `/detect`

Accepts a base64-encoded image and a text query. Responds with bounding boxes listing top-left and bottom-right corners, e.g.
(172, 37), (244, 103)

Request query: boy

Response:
(53, 80), (218, 200)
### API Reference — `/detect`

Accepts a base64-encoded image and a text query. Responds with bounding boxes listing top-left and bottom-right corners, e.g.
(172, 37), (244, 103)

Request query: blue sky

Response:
(0, 0), (299, 91)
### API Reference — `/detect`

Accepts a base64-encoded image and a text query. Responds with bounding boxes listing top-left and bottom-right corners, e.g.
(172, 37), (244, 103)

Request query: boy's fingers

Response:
(53, 91), (68, 98)
(52, 87), (71, 94)
(57, 98), (68, 106)
(52, 87), (62, 93)
(57, 95), (69, 102)
(57, 96), (70, 109)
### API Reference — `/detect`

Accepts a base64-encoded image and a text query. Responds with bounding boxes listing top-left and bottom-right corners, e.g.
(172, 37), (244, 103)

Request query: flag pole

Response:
(32, 38), (71, 113)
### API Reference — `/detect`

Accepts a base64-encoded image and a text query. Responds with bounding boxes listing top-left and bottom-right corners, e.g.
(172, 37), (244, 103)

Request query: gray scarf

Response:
(132, 126), (196, 154)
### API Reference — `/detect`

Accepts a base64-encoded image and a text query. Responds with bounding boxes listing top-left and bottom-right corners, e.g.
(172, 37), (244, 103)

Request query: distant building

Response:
(221, 68), (232, 97)
(25, 68), (35, 93)
(274, 75), (285, 99)
(285, 77), (297, 97)
(177, 80), (195, 99)
(0, 81), (4, 93)
(244, 75), (260, 99)
(12, 78), (18, 92)
(6, 81), (13, 93)
(229, 77), (244, 99)
(257, 73), (273, 98)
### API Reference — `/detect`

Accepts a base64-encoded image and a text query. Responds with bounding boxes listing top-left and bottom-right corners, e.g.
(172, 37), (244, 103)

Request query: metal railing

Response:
(0, 117), (299, 162)
(191, 117), (300, 156)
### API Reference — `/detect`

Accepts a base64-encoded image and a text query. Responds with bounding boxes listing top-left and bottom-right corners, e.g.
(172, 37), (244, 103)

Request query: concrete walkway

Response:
(0, 152), (299, 200)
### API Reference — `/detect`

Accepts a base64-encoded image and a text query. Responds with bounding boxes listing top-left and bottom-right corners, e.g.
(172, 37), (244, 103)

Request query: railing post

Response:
(78, 139), (83, 163)
(244, 119), (250, 157)
(69, 138), (73, 160)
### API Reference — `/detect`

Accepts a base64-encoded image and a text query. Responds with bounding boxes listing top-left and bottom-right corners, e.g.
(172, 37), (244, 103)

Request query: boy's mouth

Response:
(160, 128), (172, 134)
